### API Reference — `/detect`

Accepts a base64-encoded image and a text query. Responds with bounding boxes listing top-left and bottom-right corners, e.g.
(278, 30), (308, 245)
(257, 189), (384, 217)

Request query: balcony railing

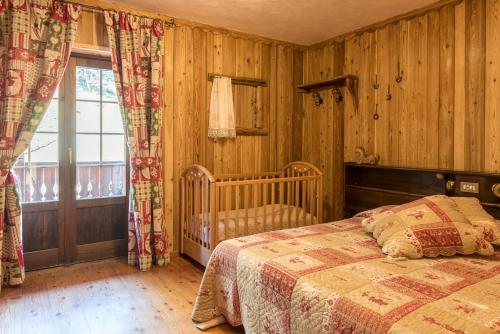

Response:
(13, 162), (126, 203)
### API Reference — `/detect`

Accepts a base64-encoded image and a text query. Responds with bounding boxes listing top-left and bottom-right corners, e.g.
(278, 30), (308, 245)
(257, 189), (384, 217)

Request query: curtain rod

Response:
(68, 1), (176, 28)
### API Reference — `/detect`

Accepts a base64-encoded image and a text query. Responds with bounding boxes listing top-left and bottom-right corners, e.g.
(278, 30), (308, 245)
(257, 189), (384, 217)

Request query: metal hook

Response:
(312, 92), (323, 106)
(386, 84), (392, 101)
(373, 104), (379, 120)
(332, 88), (343, 104)
(396, 62), (403, 83)
(373, 74), (379, 90)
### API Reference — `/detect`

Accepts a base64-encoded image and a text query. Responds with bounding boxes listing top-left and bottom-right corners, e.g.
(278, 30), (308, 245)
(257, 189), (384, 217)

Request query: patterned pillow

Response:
(359, 206), (396, 233)
(452, 197), (500, 245)
(368, 195), (494, 259)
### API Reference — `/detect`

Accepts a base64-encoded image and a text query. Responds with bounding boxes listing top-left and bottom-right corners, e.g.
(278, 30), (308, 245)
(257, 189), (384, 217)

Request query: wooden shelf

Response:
(208, 74), (267, 87)
(297, 75), (357, 92)
(236, 127), (269, 136)
(297, 75), (359, 113)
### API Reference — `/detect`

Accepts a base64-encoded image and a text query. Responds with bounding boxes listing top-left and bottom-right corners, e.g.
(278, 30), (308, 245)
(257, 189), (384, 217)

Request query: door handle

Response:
(68, 147), (73, 165)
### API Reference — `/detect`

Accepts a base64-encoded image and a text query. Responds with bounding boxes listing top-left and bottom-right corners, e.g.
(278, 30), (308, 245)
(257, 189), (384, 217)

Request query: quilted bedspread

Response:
(191, 218), (500, 333)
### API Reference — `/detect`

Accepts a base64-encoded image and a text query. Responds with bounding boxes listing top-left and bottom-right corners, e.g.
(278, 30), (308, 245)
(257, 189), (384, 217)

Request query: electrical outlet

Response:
(460, 182), (479, 194)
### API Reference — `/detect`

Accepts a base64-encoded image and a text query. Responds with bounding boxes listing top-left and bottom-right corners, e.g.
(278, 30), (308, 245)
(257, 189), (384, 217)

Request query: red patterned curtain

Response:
(104, 11), (169, 271)
(0, 0), (80, 291)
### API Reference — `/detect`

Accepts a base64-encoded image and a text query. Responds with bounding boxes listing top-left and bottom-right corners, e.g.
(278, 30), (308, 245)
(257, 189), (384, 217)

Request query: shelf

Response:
(297, 75), (357, 92)
(236, 127), (269, 136)
(297, 75), (359, 113)
(208, 74), (267, 87)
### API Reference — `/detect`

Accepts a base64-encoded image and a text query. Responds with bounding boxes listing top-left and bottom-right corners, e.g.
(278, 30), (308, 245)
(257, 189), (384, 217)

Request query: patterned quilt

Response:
(192, 218), (500, 333)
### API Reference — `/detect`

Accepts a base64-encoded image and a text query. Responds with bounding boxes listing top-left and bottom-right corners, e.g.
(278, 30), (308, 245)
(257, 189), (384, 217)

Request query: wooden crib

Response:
(180, 161), (323, 265)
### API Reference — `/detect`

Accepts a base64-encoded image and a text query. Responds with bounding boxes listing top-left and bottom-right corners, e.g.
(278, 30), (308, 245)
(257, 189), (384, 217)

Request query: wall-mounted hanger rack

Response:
(297, 75), (359, 114)
(207, 74), (267, 87)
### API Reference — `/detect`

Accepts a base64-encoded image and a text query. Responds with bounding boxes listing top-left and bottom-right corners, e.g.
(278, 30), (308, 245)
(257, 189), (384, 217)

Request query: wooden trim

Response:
(72, 45), (111, 58)
(24, 248), (59, 271)
(208, 73), (268, 87)
(75, 196), (127, 208)
(22, 201), (58, 213)
(75, 239), (127, 263)
(235, 127), (269, 136)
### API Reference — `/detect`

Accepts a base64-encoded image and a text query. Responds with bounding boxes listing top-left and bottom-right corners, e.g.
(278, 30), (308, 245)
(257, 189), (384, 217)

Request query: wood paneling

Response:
(170, 28), (300, 249)
(295, 0), (499, 222)
(299, 43), (344, 221)
(339, 0), (498, 173)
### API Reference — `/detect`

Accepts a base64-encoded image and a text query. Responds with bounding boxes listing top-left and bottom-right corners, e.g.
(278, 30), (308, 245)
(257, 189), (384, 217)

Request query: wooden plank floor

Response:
(0, 256), (244, 334)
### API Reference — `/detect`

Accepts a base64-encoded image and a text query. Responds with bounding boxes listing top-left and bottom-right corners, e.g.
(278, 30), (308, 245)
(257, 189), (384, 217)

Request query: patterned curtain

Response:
(104, 11), (169, 271)
(0, 0), (80, 291)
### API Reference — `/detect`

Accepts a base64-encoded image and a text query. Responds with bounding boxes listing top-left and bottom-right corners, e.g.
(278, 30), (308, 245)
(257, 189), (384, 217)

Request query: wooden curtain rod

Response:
(67, 1), (176, 27)
(207, 74), (267, 87)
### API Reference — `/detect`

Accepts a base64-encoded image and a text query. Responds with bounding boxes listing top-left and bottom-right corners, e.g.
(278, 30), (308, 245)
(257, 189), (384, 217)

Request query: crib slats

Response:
(244, 184), (249, 235)
(295, 179), (299, 227)
(253, 183), (258, 235)
(263, 181), (267, 232)
(279, 181), (284, 230)
(225, 185), (231, 241)
(235, 186), (240, 238)
(271, 182), (275, 230)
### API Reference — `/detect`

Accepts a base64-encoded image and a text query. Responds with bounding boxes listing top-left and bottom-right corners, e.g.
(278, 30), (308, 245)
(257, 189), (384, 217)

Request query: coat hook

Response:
(373, 103), (379, 120)
(396, 62), (404, 83)
(312, 92), (323, 106)
(373, 74), (379, 90)
(386, 84), (392, 101)
(332, 88), (343, 103)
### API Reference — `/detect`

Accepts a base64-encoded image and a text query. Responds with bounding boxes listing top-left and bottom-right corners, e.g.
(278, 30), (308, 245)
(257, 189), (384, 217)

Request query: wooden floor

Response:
(0, 256), (244, 334)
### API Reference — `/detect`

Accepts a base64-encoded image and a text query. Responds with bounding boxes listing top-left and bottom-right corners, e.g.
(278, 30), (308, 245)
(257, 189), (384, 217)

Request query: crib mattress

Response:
(189, 204), (316, 243)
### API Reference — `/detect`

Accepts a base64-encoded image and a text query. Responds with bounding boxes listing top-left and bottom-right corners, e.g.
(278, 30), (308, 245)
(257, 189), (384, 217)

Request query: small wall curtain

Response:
(208, 76), (236, 138)
(104, 11), (169, 271)
(0, 0), (80, 292)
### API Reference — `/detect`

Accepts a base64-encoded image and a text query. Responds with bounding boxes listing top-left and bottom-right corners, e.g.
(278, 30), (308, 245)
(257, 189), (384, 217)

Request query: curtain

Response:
(208, 76), (235, 138)
(104, 10), (169, 271)
(0, 0), (80, 291)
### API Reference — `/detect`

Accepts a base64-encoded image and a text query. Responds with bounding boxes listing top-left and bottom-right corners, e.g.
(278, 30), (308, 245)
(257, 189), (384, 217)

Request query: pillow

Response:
(354, 205), (395, 219)
(451, 197), (500, 245)
(368, 195), (494, 259)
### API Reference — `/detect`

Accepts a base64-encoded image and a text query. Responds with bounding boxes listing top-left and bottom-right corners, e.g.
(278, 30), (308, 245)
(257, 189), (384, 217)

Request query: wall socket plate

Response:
(460, 182), (479, 194)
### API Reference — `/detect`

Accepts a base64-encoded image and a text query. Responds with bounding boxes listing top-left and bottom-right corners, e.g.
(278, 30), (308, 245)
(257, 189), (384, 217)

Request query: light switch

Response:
(460, 182), (479, 194)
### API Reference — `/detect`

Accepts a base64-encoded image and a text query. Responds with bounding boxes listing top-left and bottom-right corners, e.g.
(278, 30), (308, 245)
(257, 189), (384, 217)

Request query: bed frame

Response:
(345, 163), (500, 220)
(180, 161), (323, 265)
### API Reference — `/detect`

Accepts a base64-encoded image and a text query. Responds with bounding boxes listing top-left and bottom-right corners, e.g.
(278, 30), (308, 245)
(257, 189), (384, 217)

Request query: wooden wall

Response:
(338, 0), (499, 172)
(298, 43), (345, 220)
(297, 0), (500, 221)
(74, 6), (302, 251)
(168, 27), (301, 249)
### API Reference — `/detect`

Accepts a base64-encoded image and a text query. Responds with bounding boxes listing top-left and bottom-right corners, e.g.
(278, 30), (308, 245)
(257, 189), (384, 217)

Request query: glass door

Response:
(17, 55), (129, 269)
(67, 56), (129, 263)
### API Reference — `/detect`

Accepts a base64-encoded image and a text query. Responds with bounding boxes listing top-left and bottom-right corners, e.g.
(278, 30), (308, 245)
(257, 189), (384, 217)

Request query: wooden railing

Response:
(13, 162), (125, 203)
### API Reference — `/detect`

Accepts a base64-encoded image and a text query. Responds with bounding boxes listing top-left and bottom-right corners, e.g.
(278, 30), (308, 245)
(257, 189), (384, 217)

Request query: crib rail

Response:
(180, 161), (323, 266)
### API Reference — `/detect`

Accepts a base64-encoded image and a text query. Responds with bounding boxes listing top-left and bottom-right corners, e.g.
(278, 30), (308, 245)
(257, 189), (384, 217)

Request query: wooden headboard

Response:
(345, 163), (500, 220)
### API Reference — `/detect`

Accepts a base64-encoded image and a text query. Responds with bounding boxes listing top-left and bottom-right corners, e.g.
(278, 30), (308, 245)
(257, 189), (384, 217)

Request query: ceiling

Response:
(120, 0), (440, 45)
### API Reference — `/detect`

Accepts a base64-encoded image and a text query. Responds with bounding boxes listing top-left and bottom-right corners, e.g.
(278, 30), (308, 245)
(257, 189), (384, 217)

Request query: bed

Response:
(191, 165), (500, 333)
(180, 161), (323, 266)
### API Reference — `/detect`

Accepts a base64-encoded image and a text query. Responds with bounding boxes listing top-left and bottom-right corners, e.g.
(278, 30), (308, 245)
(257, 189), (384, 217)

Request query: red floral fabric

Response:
(0, 0), (80, 292)
(105, 11), (169, 271)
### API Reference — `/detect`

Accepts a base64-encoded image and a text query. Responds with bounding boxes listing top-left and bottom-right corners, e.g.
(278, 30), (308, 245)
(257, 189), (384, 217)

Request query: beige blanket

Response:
(192, 218), (500, 333)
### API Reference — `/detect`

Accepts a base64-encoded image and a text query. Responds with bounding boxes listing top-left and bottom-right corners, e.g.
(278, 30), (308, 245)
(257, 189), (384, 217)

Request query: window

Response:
(75, 66), (126, 199)
(13, 91), (60, 203)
